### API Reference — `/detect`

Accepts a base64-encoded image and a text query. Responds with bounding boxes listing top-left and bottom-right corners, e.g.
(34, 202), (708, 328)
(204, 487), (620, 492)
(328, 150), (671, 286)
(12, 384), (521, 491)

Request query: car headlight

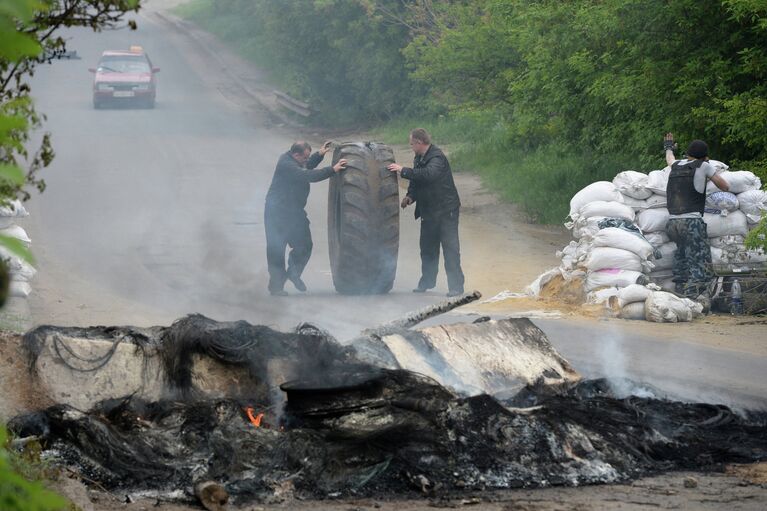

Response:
(134, 84), (151, 91)
(97, 83), (113, 91)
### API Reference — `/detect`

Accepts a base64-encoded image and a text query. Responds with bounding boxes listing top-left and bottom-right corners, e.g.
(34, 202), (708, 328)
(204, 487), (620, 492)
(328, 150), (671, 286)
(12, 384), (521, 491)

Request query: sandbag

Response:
(618, 301), (646, 320)
(613, 283), (655, 309)
(645, 291), (703, 323)
(576, 201), (635, 223)
(570, 216), (607, 239)
(707, 170), (761, 195)
(646, 168), (671, 196)
(9, 280), (31, 298)
(613, 171), (652, 200)
(584, 247), (644, 272)
(706, 192), (739, 212)
(711, 245), (767, 265)
(709, 235), (745, 250)
(585, 269), (645, 292)
(704, 210), (748, 238)
(649, 242), (677, 271)
(569, 182), (623, 219)
(526, 268), (561, 297)
(586, 287), (620, 305)
(636, 208), (670, 232)
(645, 194), (668, 209)
(0, 224), (31, 246)
(0, 199), (29, 218)
(620, 195), (649, 210)
(8, 260), (36, 282)
(644, 231), (670, 246)
(591, 227), (654, 259)
(737, 190), (767, 223)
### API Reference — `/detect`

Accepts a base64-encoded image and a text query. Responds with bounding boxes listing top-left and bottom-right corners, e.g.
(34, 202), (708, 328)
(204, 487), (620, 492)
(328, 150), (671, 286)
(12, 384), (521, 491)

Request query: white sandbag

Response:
(571, 216), (607, 239)
(618, 301), (646, 320)
(569, 182), (624, 219)
(586, 287), (620, 305)
(711, 245), (767, 265)
(636, 208), (670, 232)
(620, 195), (649, 210)
(709, 235), (745, 250)
(737, 190), (767, 223)
(584, 247), (644, 272)
(707, 159), (729, 172)
(526, 268), (561, 297)
(576, 201), (635, 223)
(9, 280), (31, 298)
(0, 224), (31, 246)
(645, 194), (668, 208)
(649, 242), (677, 271)
(707, 170), (761, 195)
(614, 283), (655, 309)
(0, 199), (29, 218)
(591, 227), (654, 260)
(646, 167), (671, 196)
(613, 171), (652, 200)
(8, 259), (36, 282)
(645, 291), (703, 323)
(706, 191), (739, 212)
(704, 210), (748, 238)
(645, 231), (670, 246)
(585, 269), (644, 292)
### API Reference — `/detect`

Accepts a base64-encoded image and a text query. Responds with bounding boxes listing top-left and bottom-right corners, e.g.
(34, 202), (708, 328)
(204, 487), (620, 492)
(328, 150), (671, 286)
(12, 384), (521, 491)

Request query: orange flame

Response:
(245, 407), (264, 428)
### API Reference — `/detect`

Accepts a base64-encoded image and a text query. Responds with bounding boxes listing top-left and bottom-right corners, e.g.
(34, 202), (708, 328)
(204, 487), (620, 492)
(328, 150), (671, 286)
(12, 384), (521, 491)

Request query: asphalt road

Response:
(22, 10), (767, 410)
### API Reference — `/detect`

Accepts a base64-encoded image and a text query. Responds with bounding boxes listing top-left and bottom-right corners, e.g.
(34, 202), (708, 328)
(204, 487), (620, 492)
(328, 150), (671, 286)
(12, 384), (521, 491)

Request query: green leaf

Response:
(0, 235), (34, 265)
(0, 164), (26, 186)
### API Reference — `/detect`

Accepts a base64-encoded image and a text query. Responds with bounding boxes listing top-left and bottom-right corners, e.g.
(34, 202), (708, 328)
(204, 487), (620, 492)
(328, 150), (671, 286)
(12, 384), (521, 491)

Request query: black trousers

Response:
(264, 207), (312, 292)
(417, 209), (465, 293)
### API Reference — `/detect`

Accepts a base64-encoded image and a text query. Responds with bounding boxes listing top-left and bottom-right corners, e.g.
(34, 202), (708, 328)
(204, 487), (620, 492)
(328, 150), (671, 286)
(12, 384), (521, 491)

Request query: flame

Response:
(245, 407), (264, 428)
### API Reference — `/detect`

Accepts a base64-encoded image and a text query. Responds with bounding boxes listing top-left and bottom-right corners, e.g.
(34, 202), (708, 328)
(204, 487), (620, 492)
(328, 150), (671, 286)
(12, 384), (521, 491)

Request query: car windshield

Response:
(98, 55), (150, 73)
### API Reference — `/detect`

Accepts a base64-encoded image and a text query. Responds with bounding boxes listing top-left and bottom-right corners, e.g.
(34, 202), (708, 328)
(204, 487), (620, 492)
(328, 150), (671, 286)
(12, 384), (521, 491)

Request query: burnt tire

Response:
(328, 142), (399, 294)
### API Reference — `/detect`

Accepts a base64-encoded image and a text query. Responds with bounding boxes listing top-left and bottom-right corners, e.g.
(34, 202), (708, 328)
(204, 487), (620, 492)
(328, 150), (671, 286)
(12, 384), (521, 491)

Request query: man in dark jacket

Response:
(388, 128), (465, 296)
(265, 141), (347, 295)
(663, 132), (729, 301)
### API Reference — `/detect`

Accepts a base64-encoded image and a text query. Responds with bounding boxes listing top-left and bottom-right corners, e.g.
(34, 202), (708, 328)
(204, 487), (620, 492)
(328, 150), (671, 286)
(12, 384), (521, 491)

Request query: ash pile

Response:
(527, 162), (766, 321)
(7, 298), (767, 506)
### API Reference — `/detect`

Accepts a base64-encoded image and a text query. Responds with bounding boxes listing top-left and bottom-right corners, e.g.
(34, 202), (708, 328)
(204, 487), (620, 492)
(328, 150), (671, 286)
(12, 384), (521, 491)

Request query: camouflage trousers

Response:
(665, 217), (714, 297)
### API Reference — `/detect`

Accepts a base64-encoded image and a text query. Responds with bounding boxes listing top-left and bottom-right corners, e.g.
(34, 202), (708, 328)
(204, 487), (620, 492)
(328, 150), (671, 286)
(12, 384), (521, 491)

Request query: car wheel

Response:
(328, 142), (399, 294)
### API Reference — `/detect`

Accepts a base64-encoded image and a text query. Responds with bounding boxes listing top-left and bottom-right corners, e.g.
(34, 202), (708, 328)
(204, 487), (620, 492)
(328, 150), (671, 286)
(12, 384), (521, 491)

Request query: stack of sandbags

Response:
(0, 199), (35, 298)
(557, 182), (653, 298)
(702, 169), (765, 270)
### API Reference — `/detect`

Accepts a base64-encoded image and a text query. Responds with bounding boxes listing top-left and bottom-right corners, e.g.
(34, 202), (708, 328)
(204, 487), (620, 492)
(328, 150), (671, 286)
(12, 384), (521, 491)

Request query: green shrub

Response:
(0, 426), (69, 511)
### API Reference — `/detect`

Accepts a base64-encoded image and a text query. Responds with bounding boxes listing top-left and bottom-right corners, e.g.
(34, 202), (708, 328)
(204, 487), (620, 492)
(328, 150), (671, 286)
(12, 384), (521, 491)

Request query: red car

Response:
(89, 47), (160, 109)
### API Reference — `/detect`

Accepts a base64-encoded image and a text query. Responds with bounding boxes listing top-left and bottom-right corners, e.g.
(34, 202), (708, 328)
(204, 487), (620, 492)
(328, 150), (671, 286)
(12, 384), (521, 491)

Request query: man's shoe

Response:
(446, 290), (464, 297)
(288, 275), (307, 292)
(412, 287), (428, 293)
(269, 289), (288, 296)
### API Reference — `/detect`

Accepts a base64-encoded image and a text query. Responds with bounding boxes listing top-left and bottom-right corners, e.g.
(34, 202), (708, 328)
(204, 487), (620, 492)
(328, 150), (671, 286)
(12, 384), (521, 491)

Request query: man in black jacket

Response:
(265, 141), (347, 296)
(388, 128), (465, 297)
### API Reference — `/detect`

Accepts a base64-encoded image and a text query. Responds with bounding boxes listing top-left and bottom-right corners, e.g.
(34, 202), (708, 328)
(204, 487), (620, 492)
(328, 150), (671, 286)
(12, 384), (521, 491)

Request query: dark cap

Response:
(686, 140), (708, 158)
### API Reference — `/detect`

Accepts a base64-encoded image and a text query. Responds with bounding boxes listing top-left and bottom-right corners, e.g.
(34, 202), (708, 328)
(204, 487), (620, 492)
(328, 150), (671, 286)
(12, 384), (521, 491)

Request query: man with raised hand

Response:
(663, 133), (729, 303)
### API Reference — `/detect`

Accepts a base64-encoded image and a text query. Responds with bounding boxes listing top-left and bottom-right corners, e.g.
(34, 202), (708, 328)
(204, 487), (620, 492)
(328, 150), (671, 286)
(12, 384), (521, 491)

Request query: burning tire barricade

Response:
(6, 309), (767, 506)
(527, 162), (767, 321)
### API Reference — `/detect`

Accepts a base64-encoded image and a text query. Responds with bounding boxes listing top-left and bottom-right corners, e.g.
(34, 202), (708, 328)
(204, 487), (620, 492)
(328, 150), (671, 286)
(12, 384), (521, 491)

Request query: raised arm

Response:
(664, 132), (677, 166)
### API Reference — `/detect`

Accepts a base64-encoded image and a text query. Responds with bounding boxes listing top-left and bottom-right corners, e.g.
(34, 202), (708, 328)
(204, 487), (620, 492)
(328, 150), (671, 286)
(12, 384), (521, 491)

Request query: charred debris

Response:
(8, 293), (767, 505)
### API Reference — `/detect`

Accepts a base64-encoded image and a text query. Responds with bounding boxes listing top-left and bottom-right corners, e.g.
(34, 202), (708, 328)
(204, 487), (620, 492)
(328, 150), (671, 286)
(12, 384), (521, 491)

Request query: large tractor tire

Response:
(328, 142), (399, 294)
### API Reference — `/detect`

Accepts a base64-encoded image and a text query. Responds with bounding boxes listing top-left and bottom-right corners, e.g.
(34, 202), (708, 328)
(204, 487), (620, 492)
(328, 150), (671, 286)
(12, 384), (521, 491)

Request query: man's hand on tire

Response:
(387, 163), (403, 173)
(401, 196), (414, 209)
(333, 159), (347, 172)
